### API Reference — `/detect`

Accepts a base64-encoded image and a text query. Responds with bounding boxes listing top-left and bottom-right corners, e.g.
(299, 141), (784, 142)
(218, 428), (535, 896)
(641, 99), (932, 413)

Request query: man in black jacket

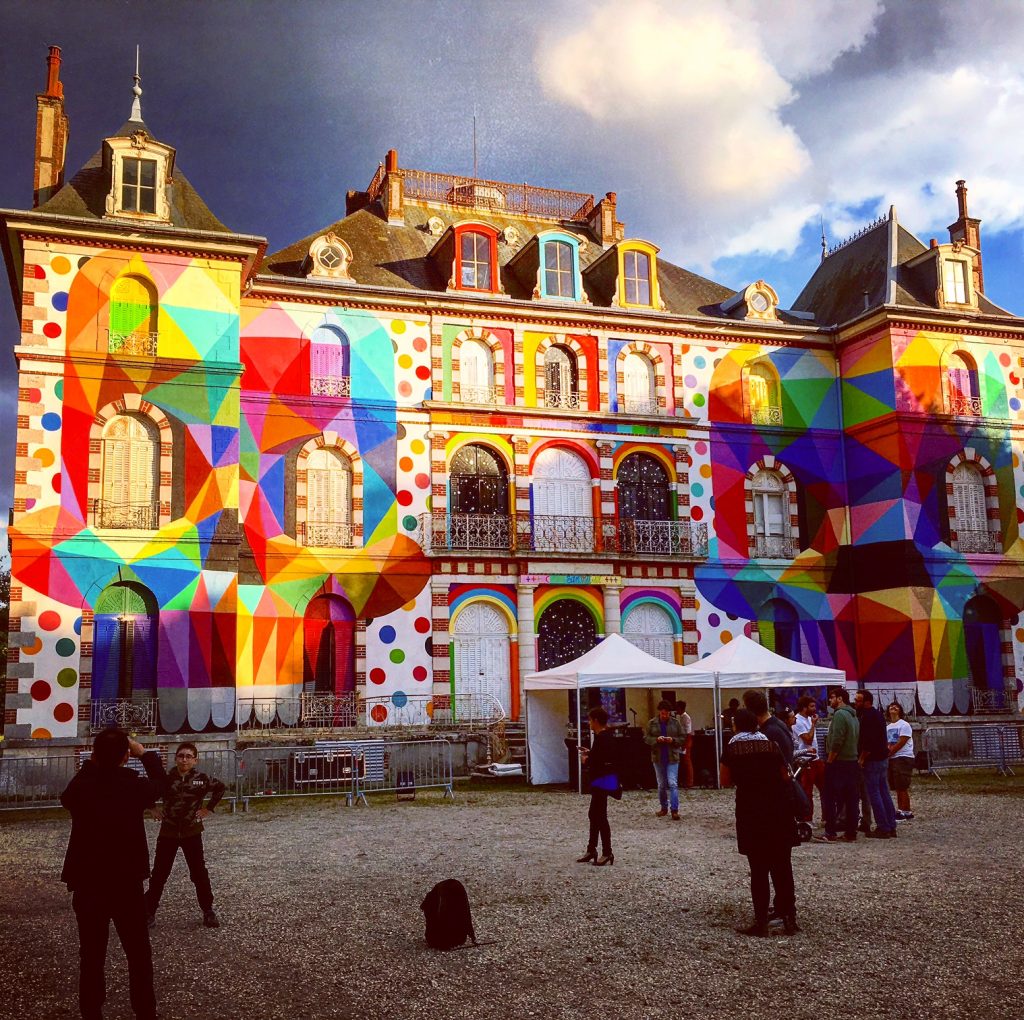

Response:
(60, 727), (166, 1020)
(855, 690), (898, 838)
(743, 689), (795, 768)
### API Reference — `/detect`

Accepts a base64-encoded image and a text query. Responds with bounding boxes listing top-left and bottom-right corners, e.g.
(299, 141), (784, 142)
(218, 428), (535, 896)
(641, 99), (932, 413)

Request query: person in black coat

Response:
(576, 706), (619, 866)
(720, 709), (800, 937)
(60, 727), (167, 1020)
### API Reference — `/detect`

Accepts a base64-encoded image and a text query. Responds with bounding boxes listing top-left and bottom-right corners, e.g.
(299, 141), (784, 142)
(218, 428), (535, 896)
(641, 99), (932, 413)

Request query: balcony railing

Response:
(619, 519), (707, 556)
(108, 329), (158, 357)
(621, 397), (660, 415)
(949, 395), (983, 417)
(955, 530), (1002, 554)
(419, 513), (513, 554)
(523, 514), (596, 553)
(752, 534), (796, 559)
(750, 405), (783, 426)
(300, 521), (357, 548)
(971, 687), (1019, 714)
(93, 499), (159, 530)
(91, 697), (159, 733)
(543, 390), (581, 410)
(459, 384), (497, 404)
(311, 375), (351, 397)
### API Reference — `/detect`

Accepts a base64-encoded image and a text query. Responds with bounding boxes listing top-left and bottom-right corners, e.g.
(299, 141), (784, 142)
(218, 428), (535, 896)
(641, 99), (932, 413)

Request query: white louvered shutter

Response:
(623, 603), (675, 662)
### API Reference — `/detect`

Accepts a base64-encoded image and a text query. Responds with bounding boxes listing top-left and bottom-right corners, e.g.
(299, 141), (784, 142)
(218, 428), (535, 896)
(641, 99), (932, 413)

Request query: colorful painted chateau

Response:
(3, 49), (1023, 747)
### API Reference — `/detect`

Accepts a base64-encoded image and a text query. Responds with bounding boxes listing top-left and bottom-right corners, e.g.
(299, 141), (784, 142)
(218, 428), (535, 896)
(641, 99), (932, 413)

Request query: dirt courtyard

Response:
(0, 775), (1019, 1020)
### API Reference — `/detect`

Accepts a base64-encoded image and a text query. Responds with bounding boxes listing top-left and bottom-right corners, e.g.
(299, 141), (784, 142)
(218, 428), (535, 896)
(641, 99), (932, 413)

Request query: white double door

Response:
(532, 447), (593, 551)
(453, 603), (511, 716)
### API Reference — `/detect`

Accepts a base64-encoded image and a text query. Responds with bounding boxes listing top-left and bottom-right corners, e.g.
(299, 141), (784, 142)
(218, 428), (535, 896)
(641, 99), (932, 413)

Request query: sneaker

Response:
(203, 909), (220, 928)
(735, 921), (769, 937)
(895, 810), (914, 820)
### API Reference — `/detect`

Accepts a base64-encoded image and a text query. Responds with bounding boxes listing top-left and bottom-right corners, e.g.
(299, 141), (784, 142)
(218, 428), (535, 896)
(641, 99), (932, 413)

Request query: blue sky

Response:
(0, 0), (1022, 513)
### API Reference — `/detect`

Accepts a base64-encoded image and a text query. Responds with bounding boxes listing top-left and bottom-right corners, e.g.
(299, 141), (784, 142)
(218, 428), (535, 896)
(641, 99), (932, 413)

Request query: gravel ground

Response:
(0, 777), (1020, 1020)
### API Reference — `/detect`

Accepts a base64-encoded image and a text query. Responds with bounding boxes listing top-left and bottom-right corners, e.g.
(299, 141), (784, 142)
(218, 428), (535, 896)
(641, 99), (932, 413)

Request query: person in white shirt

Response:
(677, 701), (694, 788)
(886, 702), (915, 819)
(792, 695), (825, 822)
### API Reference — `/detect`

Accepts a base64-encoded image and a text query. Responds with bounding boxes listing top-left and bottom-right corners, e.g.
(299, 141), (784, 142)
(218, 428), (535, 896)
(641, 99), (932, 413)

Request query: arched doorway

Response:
(532, 447), (593, 551)
(303, 594), (356, 697)
(92, 581), (159, 706)
(453, 602), (511, 715)
(449, 444), (510, 550)
(623, 602), (676, 662)
(964, 595), (1003, 699)
(758, 598), (800, 661)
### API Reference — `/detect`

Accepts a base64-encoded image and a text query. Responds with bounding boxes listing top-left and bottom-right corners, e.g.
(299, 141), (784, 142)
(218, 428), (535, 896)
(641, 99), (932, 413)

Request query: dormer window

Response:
(614, 241), (662, 309)
(460, 231), (493, 290)
(122, 157), (157, 213)
(943, 259), (969, 304)
(307, 234), (353, 281)
(545, 240), (574, 298)
(104, 130), (174, 222)
(722, 280), (780, 321)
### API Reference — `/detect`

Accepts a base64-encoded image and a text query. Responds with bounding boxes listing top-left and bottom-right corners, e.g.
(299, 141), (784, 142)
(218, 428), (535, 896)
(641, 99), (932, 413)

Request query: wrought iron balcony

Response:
(543, 390), (582, 410)
(91, 697), (159, 733)
(300, 520), (357, 548)
(459, 384), (497, 404)
(955, 530), (1002, 554)
(971, 686), (1019, 714)
(93, 499), (159, 530)
(107, 329), (158, 357)
(949, 395), (983, 417)
(621, 397), (661, 415)
(419, 513), (514, 554)
(618, 519), (707, 557)
(751, 534), (796, 559)
(750, 405), (783, 426)
(311, 375), (351, 397)
(521, 514), (595, 553)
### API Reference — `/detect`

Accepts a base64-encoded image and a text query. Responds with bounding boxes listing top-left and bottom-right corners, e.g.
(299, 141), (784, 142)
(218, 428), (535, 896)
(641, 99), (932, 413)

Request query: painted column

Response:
(602, 583), (621, 637)
(597, 440), (615, 553)
(517, 583), (536, 715)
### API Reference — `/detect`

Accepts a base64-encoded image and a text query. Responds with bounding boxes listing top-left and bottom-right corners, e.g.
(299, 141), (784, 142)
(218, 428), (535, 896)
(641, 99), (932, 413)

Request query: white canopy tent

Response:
(523, 633), (846, 786)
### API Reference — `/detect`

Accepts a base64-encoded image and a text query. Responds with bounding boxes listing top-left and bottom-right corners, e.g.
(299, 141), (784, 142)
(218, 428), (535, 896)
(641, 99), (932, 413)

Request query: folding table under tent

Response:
(523, 634), (714, 786)
(523, 632), (846, 787)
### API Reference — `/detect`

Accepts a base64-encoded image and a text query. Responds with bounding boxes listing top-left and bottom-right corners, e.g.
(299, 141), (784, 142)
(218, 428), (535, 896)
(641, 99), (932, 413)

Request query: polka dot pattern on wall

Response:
(31, 680), (51, 701)
(38, 611), (61, 631)
(50, 255), (71, 275)
(53, 703), (75, 723)
(41, 413), (61, 431)
(42, 322), (62, 339)
(55, 638), (76, 657)
(370, 668), (386, 685)
(57, 668), (77, 688)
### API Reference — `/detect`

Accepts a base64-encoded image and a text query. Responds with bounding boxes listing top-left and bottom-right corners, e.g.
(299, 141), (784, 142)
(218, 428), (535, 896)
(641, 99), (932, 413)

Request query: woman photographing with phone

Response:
(576, 707), (620, 867)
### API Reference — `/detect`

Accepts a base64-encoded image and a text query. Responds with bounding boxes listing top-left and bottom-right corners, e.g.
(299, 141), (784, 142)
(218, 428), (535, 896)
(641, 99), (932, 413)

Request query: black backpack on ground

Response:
(421, 879), (477, 950)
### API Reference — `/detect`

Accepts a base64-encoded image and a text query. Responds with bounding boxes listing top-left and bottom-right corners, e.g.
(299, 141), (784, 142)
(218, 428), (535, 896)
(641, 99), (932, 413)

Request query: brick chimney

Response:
(34, 45), (69, 208)
(587, 192), (624, 248)
(382, 148), (404, 224)
(947, 179), (984, 294)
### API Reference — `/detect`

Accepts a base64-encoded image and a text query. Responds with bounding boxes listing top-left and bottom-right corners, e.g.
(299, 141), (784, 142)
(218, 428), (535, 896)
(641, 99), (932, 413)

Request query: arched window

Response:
(310, 325), (350, 397)
(92, 582), (158, 728)
(622, 351), (657, 414)
(747, 362), (781, 425)
(532, 447), (593, 551)
(453, 603), (512, 716)
(303, 594), (356, 698)
(108, 274), (158, 356)
(951, 462), (996, 552)
(459, 340), (494, 403)
(623, 249), (651, 306)
(543, 345), (579, 409)
(459, 231), (493, 290)
(448, 444), (510, 551)
(750, 469), (793, 558)
(947, 352), (980, 416)
(618, 453), (673, 553)
(304, 448), (353, 547)
(623, 603), (676, 662)
(99, 413), (159, 529)
(544, 239), (575, 298)
(538, 599), (598, 671)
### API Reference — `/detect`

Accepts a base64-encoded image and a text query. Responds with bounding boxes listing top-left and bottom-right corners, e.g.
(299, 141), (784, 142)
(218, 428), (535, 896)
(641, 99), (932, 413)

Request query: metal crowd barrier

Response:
(235, 744), (359, 808)
(0, 755), (79, 810)
(347, 738), (454, 805)
(924, 724), (1023, 776)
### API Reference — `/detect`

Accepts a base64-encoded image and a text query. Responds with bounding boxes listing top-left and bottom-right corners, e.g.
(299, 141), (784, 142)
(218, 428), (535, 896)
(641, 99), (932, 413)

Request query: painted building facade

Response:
(3, 50), (1023, 745)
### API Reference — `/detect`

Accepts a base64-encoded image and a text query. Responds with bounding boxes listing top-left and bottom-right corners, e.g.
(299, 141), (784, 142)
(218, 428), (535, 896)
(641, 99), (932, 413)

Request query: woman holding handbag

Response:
(576, 707), (620, 866)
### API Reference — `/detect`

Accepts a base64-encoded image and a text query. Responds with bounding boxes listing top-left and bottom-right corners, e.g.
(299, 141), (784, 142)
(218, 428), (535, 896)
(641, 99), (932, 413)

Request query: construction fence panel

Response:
(924, 724), (1020, 775)
(0, 755), (79, 810)
(235, 745), (358, 808)
(351, 738), (454, 804)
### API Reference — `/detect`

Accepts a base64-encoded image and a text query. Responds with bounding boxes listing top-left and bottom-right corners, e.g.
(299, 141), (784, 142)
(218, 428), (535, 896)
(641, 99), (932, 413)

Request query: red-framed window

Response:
(454, 225), (499, 293)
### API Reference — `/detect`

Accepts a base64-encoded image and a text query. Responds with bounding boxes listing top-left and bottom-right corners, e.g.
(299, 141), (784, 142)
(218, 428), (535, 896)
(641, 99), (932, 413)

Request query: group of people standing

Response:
(576, 686), (918, 938)
(59, 729), (225, 1020)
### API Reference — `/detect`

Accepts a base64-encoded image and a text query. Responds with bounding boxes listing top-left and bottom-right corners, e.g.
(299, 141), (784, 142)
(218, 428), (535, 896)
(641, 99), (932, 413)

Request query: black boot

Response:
(783, 914), (800, 935)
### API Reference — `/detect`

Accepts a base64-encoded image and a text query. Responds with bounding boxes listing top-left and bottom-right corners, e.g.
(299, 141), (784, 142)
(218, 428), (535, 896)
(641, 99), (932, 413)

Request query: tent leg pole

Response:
(714, 672), (721, 790)
(576, 685), (582, 796)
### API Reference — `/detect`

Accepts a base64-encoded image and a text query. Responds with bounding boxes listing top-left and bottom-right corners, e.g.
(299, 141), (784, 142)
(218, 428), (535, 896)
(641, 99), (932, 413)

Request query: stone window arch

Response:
(451, 326), (505, 404)
(946, 450), (1000, 553)
(296, 433), (363, 548)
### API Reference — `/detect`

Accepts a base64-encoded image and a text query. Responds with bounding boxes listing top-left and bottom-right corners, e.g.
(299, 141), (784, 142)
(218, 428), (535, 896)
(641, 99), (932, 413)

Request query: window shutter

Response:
(953, 464), (987, 531)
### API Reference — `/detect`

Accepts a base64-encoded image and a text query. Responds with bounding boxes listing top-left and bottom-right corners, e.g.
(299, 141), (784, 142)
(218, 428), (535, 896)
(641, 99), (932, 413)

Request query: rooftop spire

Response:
(820, 217), (827, 262)
(130, 45), (143, 121)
